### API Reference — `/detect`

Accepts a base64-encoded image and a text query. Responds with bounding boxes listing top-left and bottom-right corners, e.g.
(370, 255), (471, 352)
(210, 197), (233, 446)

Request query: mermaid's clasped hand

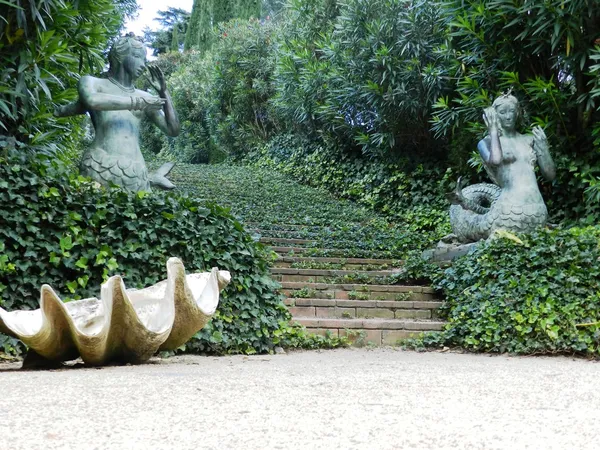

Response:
(129, 95), (165, 112)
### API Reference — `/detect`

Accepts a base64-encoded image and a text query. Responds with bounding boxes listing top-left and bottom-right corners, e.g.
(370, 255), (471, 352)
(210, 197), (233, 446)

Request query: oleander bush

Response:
(0, 0), (137, 157)
(0, 150), (344, 356)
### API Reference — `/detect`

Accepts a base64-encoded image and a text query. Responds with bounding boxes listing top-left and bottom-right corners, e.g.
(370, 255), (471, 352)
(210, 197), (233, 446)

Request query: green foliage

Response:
(184, 0), (213, 52)
(432, 0), (600, 223)
(432, 228), (600, 355)
(209, 19), (279, 157)
(161, 50), (218, 163)
(273, 0), (449, 159)
(250, 135), (451, 242)
(0, 0), (136, 155)
(143, 7), (190, 56)
(270, 0), (339, 140)
(167, 18), (279, 162)
(184, 0), (262, 52)
(391, 251), (444, 286)
(262, 0), (285, 17)
(0, 149), (334, 356)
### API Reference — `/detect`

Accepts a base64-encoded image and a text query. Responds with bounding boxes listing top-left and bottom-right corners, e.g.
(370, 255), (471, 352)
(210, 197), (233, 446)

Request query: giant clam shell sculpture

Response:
(0, 258), (230, 367)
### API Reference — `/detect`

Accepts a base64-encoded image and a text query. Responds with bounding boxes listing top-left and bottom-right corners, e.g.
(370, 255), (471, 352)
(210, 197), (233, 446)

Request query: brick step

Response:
(248, 223), (326, 231)
(285, 298), (442, 320)
(282, 282), (437, 301)
(294, 318), (445, 346)
(271, 267), (399, 283)
(270, 246), (351, 257)
(274, 256), (401, 270)
(256, 229), (321, 239)
(260, 237), (315, 245)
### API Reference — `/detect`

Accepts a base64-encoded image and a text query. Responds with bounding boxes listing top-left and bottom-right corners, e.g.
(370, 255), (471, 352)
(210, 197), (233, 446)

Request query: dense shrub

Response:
(273, 0), (449, 159)
(209, 18), (279, 157)
(0, 150), (321, 356)
(165, 50), (219, 163)
(153, 18), (279, 164)
(0, 0), (136, 156)
(429, 228), (600, 356)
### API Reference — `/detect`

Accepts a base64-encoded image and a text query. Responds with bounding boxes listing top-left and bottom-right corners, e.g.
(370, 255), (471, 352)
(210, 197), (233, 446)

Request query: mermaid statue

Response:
(55, 34), (179, 191)
(447, 93), (556, 243)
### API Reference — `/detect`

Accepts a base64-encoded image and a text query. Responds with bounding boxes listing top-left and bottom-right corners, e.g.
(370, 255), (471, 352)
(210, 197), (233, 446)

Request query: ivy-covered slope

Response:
(168, 163), (445, 259)
(0, 151), (299, 356)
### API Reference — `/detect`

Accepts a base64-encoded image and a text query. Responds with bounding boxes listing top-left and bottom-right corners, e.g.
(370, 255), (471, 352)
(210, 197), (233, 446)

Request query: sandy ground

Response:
(0, 348), (598, 450)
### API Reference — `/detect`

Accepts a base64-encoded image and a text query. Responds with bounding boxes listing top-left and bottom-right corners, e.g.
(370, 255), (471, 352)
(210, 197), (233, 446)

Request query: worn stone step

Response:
(260, 237), (315, 245)
(274, 256), (400, 270)
(296, 317), (445, 331)
(285, 298), (443, 310)
(272, 268), (399, 276)
(285, 298), (441, 320)
(294, 318), (445, 346)
(271, 267), (399, 283)
(256, 229), (321, 239)
(270, 246), (350, 257)
(249, 223), (325, 231)
(281, 282), (438, 301)
(281, 281), (436, 293)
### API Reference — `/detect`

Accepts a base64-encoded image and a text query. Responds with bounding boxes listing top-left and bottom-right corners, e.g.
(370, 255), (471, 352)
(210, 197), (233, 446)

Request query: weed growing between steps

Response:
(408, 228), (600, 356)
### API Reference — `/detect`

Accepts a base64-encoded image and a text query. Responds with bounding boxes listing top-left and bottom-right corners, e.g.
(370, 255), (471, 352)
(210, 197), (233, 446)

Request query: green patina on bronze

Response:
(55, 34), (180, 191)
(447, 94), (556, 243)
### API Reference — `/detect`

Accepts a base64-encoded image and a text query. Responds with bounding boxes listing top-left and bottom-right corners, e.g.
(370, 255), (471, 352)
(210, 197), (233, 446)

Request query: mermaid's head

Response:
(492, 93), (520, 132)
(108, 33), (146, 75)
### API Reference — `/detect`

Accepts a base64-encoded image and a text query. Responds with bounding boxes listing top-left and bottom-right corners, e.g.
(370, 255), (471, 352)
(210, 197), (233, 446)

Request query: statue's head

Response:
(108, 33), (147, 79)
(492, 93), (520, 132)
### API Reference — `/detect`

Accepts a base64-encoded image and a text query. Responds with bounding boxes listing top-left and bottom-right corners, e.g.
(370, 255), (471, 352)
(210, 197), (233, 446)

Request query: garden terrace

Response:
(170, 164), (446, 346)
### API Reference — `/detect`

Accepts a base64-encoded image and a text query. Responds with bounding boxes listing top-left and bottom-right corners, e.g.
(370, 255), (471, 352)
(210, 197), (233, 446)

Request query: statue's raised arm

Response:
(55, 33), (179, 192)
(447, 93), (555, 243)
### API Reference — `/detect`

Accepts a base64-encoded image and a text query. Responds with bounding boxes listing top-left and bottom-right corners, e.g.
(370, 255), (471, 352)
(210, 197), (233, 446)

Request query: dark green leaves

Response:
(433, 227), (600, 356)
(0, 150), (304, 356)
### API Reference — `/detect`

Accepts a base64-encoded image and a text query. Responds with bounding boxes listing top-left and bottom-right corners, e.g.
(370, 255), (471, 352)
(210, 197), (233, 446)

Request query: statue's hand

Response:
(130, 95), (166, 112)
(482, 107), (498, 134)
(532, 125), (548, 153)
(145, 66), (167, 94)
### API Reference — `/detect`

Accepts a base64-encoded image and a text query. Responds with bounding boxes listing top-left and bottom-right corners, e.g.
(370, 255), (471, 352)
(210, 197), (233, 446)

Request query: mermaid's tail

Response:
(449, 181), (548, 243)
(80, 148), (150, 191)
(149, 162), (176, 190)
(449, 183), (501, 242)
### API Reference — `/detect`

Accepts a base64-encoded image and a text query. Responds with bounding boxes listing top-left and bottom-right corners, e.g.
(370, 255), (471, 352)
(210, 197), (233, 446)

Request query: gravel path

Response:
(0, 348), (598, 450)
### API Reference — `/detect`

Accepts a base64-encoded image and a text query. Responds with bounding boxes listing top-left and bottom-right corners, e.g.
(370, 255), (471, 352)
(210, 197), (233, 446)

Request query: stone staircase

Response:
(256, 227), (446, 346)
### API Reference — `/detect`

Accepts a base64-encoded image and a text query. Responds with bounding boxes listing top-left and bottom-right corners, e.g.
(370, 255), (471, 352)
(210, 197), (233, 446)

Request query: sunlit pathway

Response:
(0, 348), (598, 450)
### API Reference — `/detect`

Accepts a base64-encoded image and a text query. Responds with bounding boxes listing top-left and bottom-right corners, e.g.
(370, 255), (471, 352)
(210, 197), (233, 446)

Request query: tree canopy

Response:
(0, 0), (137, 154)
(143, 7), (190, 56)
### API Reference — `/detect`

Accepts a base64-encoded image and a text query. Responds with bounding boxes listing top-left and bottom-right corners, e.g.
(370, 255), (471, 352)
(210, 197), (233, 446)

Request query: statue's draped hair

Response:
(492, 93), (519, 110)
(108, 33), (145, 71)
